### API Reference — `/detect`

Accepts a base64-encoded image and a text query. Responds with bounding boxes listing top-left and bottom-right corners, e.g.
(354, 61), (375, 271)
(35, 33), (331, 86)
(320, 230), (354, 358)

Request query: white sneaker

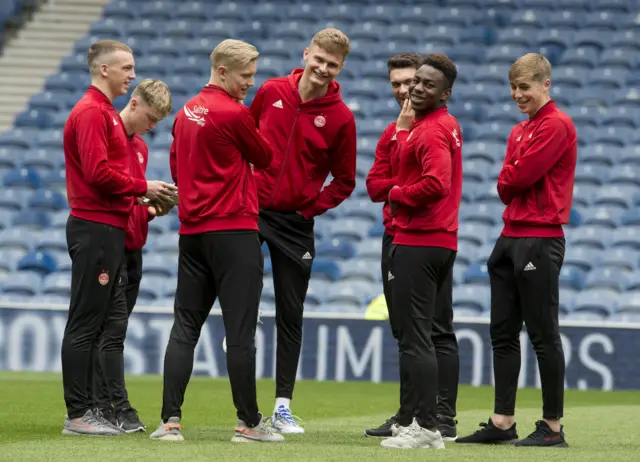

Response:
(272, 405), (305, 434)
(149, 417), (184, 441)
(380, 421), (445, 449)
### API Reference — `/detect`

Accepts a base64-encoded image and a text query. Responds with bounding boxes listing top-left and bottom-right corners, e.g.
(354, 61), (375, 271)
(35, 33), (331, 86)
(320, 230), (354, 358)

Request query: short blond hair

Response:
(131, 79), (172, 119)
(310, 28), (350, 59)
(509, 53), (552, 82)
(210, 39), (259, 71)
(87, 39), (132, 75)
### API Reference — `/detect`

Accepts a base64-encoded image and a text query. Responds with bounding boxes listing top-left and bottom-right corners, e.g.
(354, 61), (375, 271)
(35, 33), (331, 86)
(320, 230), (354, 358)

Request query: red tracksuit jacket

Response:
(366, 121), (409, 236)
(125, 134), (153, 251)
(64, 86), (148, 228)
(389, 107), (463, 251)
(249, 69), (357, 219)
(169, 85), (274, 234)
(497, 100), (577, 238)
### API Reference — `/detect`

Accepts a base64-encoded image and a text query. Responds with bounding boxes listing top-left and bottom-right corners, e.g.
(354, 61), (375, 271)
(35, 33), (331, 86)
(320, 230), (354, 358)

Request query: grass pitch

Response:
(0, 371), (638, 461)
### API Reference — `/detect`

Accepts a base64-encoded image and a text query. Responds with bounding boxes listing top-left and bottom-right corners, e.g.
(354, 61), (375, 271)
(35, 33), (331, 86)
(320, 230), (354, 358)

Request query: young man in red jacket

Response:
(151, 39), (283, 444)
(249, 28), (357, 434)
(365, 53), (459, 441)
(380, 54), (462, 450)
(62, 40), (177, 437)
(90, 79), (174, 434)
(457, 53), (576, 448)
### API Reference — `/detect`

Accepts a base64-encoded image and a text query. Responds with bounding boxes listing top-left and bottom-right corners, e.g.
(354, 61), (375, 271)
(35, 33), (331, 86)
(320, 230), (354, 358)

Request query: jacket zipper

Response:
(267, 106), (301, 205)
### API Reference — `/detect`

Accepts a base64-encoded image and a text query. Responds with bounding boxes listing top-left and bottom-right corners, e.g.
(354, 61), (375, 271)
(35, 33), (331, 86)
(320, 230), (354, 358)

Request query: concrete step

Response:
(36, 11), (100, 22)
(0, 55), (62, 68)
(0, 75), (44, 86)
(28, 21), (90, 33)
(3, 47), (70, 59)
(0, 66), (50, 77)
(0, 94), (29, 105)
(20, 28), (87, 41)
(10, 37), (73, 50)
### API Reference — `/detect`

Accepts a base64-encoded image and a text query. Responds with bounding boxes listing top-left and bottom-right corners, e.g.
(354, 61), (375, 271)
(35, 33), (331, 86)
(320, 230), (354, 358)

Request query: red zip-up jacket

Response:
(389, 107), (463, 251)
(366, 122), (409, 236)
(125, 134), (154, 251)
(169, 85), (275, 234)
(249, 69), (357, 218)
(497, 100), (577, 238)
(64, 86), (148, 228)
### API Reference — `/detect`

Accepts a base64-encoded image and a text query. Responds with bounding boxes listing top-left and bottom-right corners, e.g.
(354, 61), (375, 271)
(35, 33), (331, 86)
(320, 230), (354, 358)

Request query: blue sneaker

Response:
(272, 405), (304, 434)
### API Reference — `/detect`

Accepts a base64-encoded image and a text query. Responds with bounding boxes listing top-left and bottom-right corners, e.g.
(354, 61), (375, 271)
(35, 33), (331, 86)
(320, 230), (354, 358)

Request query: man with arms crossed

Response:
(61, 40), (176, 436)
(364, 52), (459, 441)
(91, 79), (174, 433)
(249, 28), (357, 434)
(379, 53), (462, 450)
(456, 53), (576, 448)
(150, 39), (282, 443)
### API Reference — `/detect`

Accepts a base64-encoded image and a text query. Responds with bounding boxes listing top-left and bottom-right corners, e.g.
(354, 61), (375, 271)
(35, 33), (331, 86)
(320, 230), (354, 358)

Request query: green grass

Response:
(0, 371), (637, 461)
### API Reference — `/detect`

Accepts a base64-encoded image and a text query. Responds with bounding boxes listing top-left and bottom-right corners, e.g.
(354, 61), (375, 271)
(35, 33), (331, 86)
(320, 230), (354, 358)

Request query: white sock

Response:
(275, 398), (291, 413)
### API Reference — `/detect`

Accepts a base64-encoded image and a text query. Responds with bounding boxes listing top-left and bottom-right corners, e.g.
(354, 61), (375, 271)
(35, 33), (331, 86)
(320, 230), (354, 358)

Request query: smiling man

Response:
(380, 53), (462, 450)
(364, 52), (460, 442)
(151, 39), (281, 443)
(456, 53), (577, 448)
(249, 28), (357, 434)
(61, 40), (176, 437)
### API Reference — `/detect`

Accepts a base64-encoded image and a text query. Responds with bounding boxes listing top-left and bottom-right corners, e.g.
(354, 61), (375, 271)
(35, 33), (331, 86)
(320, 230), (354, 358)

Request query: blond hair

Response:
(310, 28), (350, 59)
(509, 53), (552, 82)
(87, 39), (133, 75)
(131, 79), (172, 119)
(210, 39), (259, 71)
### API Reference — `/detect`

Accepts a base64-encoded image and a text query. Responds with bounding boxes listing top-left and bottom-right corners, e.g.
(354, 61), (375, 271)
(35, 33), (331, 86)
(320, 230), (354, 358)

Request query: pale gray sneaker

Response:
(61, 409), (123, 436)
(149, 417), (184, 441)
(380, 421), (446, 449)
(231, 415), (285, 443)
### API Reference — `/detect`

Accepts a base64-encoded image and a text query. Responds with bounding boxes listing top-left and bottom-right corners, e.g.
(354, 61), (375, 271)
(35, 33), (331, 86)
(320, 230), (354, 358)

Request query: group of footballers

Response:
(59, 25), (577, 451)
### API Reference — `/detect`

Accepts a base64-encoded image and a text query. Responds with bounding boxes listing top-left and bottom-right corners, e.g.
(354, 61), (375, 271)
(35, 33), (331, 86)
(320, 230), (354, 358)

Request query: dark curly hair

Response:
(421, 53), (457, 91)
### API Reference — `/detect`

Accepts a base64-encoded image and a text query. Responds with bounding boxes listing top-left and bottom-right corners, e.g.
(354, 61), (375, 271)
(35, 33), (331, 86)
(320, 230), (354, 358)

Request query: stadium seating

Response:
(1, 0), (639, 322)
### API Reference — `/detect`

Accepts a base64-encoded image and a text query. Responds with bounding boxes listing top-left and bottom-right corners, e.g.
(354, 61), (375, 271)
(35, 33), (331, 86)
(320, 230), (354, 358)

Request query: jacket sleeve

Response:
(249, 84), (266, 128)
(496, 129), (518, 205)
(75, 107), (147, 197)
(366, 124), (396, 203)
(169, 138), (177, 185)
(498, 118), (569, 195)
(169, 118), (178, 185)
(389, 126), (451, 207)
(300, 115), (357, 218)
(232, 107), (274, 169)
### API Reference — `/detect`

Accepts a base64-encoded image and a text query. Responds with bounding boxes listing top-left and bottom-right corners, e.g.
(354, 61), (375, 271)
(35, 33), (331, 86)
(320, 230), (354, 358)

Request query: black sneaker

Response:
(364, 413), (398, 438)
(456, 418), (518, 444)
(515, 420), (568, 448)
(437, 414), (458, 441)
(116, 408), (146, 433)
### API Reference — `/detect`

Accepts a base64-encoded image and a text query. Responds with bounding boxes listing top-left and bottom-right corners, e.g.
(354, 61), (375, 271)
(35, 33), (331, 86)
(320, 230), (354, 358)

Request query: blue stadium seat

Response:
(16, 250), (57, 275)
(573, 289), (619, 318)
(2, 270), (42, 296)
(617, 292), (640, 314)
(102, 0), (137, 20)
(453, 284), (490, 313)
(28, 189), (67, 211)
(339, 259), (379, 283)
(310, 258), (341, 281)
(559, 266), (587, 290)
(354, 238), (380, 261)
(13, 210), (50, 229)
(463, 263), (489, 284)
